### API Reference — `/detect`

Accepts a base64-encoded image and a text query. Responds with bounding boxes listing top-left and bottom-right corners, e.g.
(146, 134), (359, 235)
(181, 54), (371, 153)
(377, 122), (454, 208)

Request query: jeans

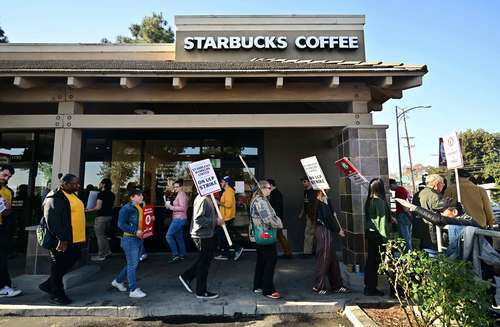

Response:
(253, 243), (278, 295)
(181, 237), (216, 295)
(0, 227), (11, 288)
(116, 236), (142, 291)
(44, 244), (81, 297)
(217, 219), (242, 257)
(94, 216), (112, 257)
(166, 218), (186, 257)
(446, 225), (464, 258)
(397, 212), (413, 250)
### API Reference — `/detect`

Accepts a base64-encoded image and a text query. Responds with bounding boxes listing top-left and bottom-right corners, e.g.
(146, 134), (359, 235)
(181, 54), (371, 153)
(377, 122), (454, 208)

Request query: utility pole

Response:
(396, 106), (403, 185)
(402, 112), (416, 192)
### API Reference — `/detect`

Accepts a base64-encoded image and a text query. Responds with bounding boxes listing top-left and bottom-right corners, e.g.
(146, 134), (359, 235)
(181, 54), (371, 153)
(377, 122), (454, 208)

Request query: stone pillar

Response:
(51, 102), (83, 188)
(336, 125), (389, 269)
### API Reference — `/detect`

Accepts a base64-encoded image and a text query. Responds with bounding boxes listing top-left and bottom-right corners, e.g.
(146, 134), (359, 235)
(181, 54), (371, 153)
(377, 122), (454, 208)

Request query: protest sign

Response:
(188, 159), (232, 246)
(335, 157), (368, 185)
(86, 191), (99, 210)
(142, 205), (155, 239)
(300, 156), (330, 190)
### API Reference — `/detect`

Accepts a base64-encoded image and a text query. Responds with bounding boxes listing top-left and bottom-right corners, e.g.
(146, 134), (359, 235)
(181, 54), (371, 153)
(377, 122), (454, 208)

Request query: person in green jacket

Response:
(364, 178), (392, 296)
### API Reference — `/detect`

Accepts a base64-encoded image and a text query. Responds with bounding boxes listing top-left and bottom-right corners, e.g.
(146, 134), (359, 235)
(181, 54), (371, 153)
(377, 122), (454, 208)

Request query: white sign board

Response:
(188, 159), (222, 197)
(235, 181), (245, 194)
(442, 132), (464, 169)
(300, 156), (330, 190)
(86, 191), (99, 210)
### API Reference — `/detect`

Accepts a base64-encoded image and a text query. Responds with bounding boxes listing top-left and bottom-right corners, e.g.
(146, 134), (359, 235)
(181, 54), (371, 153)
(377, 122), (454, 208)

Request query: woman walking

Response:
(165, 179), (189, 264)
(250, 180), (283, 299)
(87, 178), (115, 262)
(40, 174), (86, 305)
(111, 188), (147, 298)
(364, 178), (392, 296)
(312, 190), (350, 295)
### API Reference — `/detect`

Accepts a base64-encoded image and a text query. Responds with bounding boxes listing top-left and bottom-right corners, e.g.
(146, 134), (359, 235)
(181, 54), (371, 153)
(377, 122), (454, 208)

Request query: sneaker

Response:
(91, 255), (106, 262)
(139, 253), (148, 262)
(233, 248), (244, 261)
(196, 291), (219, 299)
(0, 286), (22, 298)
(253, 288), (263, 294)
(49, 295), (71, 305)
(364, 288), (384, 296)
(179, 275), (193, 294)
(168, 256), (182, 264)
(265, 291), (281, 299)
(214, 255), (229, 261)
(111, 280), (127, 292)
(39, 281), (51, 294)
(129, 288), (147, 298)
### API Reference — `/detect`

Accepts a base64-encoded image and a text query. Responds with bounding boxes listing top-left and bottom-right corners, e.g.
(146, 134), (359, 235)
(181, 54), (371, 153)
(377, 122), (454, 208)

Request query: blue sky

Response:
(1, 0), (499, 174)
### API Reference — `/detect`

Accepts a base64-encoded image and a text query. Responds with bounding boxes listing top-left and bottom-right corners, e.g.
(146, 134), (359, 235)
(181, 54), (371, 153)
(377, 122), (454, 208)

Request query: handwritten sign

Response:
(142, 205), (155, 239)
(188, 159), (221, 197)
(300, 156), (330, 190)
(335, 157), (368, 185)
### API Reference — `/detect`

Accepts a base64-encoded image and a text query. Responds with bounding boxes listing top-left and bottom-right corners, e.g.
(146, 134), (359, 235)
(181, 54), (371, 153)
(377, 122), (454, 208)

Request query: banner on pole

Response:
(442, 132), (464, 170)
(300, 156), (330, 190)
(142, 205), (155, 239)
(335, 157), (368, 185)
(188, 159), (222, 197)
(438, 137), (447, 167)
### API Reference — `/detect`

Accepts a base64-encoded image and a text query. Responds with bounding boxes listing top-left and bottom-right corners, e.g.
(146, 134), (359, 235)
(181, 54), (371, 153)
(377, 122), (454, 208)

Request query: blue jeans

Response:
(116, 236), (142, 291)
(397, 212), (413, 250)
(166, 218), (186, 257)
(446, 225), (464, 258)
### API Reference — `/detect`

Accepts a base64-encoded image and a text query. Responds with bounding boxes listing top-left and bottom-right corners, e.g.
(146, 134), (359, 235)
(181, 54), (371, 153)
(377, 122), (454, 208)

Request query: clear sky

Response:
(1, 0), (499, 174)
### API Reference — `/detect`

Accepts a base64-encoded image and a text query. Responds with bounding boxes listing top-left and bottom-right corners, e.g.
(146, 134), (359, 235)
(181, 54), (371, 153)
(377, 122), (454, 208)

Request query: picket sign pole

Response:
(210, 193), (232, 246)
(320, 189), (343, 231)
(238, 155), (261, 190)
(454, 167), (462, 202)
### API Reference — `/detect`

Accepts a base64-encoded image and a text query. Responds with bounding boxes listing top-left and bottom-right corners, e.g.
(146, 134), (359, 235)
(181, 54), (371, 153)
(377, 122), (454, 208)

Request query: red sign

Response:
(142, 205), (155, 239)
(335, 157), (368, 185)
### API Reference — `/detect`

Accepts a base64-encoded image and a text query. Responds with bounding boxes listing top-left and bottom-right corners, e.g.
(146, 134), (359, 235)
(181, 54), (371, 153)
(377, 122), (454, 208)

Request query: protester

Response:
(179, 194), (222, 299)
(39, 174), (86, 305)
(411, 182), (426, 207)
(165, 179), (189, 264)
(0, 164), (22, 298)
(389, 179), (412, 250)
(86, 178), (115, 262)
(267, 179), (292, 258)
(299, 177), (316, 255)
(215, 176), (244, 261)
(415, 174), (445, 253)
(444, 169), (494, 228)
(364, 178), (392, 296)
(111, 188), (147, 298)
(312, 190), (350, 295)
(250, 180), (283, 299)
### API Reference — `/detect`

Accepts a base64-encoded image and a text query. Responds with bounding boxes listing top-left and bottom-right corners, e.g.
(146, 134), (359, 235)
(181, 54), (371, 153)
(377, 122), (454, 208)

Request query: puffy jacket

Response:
(220, 187), (236, 221)
(43, 189), (73, 243)
(190, 195), (218, 239)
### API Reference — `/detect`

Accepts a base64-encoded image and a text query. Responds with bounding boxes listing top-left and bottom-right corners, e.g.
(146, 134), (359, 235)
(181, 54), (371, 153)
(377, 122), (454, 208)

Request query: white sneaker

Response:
(214, 255), (229, 261)
(129, 288), (147, 298)
(91, 255), (106, 262)
(111, 280), (127, 292)
(0, 286), (22, 297)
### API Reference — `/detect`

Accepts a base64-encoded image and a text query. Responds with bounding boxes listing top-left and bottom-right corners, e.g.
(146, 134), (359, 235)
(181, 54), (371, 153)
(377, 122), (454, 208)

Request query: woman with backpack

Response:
(250, 180), (283, 299)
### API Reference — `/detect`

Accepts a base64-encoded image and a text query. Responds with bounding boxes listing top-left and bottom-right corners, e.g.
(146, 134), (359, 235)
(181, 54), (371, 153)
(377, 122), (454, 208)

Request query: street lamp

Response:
(395, 105), (432, 192)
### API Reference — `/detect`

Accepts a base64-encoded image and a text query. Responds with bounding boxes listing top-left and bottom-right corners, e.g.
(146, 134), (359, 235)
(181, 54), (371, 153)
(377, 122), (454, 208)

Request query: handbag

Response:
(36, 217), (57, 249)
(253, 223), (277, 245)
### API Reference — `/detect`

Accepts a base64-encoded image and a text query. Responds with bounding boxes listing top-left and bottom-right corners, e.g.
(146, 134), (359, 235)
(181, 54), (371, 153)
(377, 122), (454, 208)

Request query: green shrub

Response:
(379, 239), (492, 326)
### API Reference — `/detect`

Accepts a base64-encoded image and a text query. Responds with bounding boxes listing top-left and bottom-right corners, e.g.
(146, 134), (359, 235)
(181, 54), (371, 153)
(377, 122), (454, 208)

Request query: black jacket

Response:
(414, 206), (480, 227)
(43, 188), (73, 243)
(314, 199), (340, 233)
(268, 188), (284, 219)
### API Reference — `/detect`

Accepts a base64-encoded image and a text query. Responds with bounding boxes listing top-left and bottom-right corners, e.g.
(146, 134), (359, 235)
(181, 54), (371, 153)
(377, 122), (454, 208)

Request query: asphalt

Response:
(0, 252), (392, 318)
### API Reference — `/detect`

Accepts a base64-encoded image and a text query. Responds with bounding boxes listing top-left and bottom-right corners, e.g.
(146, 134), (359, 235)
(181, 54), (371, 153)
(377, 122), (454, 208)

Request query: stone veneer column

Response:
(336, 125), (389, 269)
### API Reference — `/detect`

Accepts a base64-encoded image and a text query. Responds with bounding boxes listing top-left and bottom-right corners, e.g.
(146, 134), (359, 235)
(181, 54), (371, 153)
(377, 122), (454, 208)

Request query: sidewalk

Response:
(0, 252), (392, 318)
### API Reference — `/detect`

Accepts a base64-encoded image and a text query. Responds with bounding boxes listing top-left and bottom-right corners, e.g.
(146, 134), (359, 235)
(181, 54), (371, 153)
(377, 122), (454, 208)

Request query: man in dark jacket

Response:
(179, 195), (222, 299)
(267, 179), (292, 258)
(39, 174), (86, 305)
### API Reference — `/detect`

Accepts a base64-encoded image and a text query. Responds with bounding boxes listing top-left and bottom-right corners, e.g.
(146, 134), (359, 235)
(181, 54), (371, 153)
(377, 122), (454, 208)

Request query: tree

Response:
(460, 129), (499, 183)
(0, 26), (8, 43)
(113, 13), (174, 43)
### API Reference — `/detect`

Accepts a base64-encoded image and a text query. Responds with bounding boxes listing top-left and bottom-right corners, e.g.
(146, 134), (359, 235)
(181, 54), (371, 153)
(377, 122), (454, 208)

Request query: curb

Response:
(343, 305), (378, 327)
(0, 300), (345, 318)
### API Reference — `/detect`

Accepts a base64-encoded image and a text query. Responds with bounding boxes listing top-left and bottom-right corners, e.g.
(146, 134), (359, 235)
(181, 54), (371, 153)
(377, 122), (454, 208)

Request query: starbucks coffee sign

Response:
(184, 35), (359, 51)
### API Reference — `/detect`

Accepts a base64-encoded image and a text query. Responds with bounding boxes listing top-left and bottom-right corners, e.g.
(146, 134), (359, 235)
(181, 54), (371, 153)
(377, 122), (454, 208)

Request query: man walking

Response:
(299, 177), (315, 255)
(267, 179), (292, 258)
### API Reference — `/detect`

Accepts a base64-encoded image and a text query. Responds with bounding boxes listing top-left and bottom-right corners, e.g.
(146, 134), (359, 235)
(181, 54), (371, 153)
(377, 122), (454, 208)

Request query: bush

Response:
(379, 239), (492, 326)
